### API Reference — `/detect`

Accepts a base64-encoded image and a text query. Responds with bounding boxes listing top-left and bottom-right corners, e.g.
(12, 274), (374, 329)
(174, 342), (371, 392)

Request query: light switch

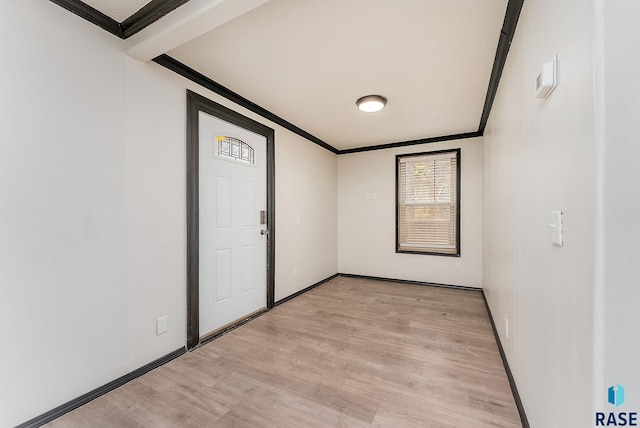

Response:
(550, 211), (563, 246)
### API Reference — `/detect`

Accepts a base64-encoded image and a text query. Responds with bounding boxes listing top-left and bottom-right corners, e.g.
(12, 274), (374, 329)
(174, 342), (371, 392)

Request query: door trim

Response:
(186, 90), (275, 350)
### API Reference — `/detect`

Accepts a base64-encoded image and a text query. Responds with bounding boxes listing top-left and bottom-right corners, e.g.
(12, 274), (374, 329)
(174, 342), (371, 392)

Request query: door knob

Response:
(260, 229), (269, 235)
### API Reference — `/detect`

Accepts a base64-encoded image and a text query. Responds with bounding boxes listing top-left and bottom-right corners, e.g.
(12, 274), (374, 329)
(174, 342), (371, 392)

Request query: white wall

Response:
(338, 138), (483, 287)
(594, 0), (640, 414)
(0, 2), (337, 426)
(483, 0), (596, 426)
(274, 133), (337, 301)
(0, 2), (130, 425)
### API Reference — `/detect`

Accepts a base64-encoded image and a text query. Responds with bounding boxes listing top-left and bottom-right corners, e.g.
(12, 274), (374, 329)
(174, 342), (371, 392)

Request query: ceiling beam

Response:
(125, 0), (270, 62)
(477, 0), (525, 134)
(49, 0), (122, 37)
(48, 0), (193, 39)
(121, 0), (191, 39)
(50, 0), (518, 154)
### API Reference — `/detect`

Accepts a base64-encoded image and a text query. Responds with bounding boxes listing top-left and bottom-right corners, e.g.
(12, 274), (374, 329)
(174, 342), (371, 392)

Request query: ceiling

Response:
(62, 0), (508, 151)
(82, 0), (153, 22)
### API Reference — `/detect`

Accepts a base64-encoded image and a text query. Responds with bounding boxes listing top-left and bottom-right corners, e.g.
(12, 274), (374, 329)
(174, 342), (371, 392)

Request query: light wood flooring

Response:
(45, 276), (521, 427)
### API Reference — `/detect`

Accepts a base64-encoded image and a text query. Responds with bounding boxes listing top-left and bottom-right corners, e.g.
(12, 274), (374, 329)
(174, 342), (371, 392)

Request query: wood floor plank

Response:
(44, 276), (521, 427)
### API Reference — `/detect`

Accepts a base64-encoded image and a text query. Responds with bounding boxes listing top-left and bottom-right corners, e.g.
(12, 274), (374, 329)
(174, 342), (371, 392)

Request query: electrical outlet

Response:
(505, 318), (509, 339)
(292, 267), (297, 277)
(454, 262), (462, 271)
(156, 316), (168, 335)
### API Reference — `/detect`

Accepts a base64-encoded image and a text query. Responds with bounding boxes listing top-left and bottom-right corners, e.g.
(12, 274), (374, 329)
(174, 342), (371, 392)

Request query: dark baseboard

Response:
(338, 273), (481, 292)
(15, 347), (186, 428)
(481, 291), (530, 428)
(274, 273), (340, 306)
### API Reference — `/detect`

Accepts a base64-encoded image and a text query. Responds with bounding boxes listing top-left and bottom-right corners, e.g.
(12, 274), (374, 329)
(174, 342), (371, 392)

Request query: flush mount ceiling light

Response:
(356, 95), (387, 113)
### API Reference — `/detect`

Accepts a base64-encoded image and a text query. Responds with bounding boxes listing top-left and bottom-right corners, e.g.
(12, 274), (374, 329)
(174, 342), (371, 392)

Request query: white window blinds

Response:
(397, 149), (460, 255)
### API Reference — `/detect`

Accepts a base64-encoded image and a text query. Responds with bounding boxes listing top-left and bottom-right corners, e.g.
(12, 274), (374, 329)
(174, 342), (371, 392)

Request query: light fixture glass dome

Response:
(356, 95), (387, 112)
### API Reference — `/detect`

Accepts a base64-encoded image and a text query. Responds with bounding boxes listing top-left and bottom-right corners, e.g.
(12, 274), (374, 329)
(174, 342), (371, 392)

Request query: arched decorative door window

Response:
(215, 135), (255, 165)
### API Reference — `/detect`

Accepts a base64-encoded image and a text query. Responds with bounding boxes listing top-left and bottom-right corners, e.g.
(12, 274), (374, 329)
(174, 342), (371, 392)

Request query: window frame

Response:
(395, 148), (461, 257)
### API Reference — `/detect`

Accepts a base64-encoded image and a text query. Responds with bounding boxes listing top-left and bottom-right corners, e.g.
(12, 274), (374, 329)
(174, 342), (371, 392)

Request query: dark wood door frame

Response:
(186, 90), (275, 350)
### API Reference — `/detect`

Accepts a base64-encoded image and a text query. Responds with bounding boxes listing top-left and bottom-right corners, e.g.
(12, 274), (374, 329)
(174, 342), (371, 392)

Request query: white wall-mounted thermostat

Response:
(536, 55), (557, 99)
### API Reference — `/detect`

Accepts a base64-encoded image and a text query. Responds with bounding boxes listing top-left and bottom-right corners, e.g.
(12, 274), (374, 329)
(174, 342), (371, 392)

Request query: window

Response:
(396, 149), (460, 256)
(215, 135), (255, 165)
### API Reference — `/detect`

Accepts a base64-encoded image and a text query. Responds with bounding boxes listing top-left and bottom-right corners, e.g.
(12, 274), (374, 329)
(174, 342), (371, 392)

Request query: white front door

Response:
(198, 111), (267, 337)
